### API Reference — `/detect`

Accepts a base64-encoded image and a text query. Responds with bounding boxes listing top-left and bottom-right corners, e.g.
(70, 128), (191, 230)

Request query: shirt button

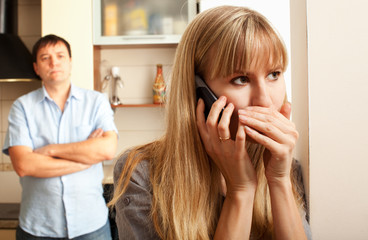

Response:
(123, 197), (130, 206)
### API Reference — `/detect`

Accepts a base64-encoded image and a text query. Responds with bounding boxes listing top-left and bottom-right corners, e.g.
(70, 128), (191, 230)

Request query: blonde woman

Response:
(110, 6), (312, 240)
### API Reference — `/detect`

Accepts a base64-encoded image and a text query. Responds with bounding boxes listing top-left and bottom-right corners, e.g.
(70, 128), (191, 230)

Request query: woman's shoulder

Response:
(113, 150), (160, 240)
(114, 150), (151, 189)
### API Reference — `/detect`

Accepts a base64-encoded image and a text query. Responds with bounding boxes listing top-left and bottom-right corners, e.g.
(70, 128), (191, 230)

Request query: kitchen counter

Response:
(0, 203), (19, 229)
(103, 163), (115, 184)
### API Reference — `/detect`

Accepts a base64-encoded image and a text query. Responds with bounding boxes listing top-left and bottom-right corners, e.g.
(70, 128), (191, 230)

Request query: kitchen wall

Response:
(3, 0), (368, 238)
(99, 46), (173, 158)
(306, 0), (368, 238)
(0, 0), (42, 202)
(0, 0), (168, 203)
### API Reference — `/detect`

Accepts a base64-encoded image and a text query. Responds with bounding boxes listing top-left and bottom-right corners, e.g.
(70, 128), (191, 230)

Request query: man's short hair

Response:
(32, 34), (71, 62)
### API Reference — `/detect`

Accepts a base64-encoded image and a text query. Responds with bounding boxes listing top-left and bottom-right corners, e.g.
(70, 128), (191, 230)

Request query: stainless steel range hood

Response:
(0, 0), (39, 82)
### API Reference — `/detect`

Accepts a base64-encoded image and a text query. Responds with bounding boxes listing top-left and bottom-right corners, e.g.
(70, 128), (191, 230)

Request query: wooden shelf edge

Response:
(111, 104), (164, 108)
(94, 44), (178, 49)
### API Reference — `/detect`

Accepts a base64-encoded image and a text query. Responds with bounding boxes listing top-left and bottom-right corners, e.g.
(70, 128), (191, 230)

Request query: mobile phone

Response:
(195, 75), (223, 119)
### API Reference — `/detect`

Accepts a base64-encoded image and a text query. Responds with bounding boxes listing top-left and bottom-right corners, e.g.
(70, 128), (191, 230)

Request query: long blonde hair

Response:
(110, 6), (304, 240)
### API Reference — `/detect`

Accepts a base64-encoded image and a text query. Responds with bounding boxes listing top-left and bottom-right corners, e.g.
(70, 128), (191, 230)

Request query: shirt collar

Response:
(39, 83), (82, 103)
(69, 84), (83, 101)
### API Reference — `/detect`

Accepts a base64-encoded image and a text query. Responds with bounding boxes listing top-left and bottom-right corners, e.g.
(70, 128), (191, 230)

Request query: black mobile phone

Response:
(195, 75), (223, 119)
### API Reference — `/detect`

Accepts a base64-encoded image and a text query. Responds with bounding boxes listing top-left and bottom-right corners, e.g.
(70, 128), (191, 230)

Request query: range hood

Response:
(0, 0), (39, 82)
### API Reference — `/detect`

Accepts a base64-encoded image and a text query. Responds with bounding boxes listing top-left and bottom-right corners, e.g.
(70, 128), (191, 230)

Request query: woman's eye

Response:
(232, 76), (249, 85)
(267, 71), (281, 81)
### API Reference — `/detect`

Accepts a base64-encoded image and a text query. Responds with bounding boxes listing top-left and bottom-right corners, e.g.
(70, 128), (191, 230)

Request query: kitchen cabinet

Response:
(93, 0), (197, 45)
(92, 1), (197, 106)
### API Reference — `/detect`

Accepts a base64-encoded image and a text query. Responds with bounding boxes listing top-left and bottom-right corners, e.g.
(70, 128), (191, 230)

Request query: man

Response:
(2, 34), (118, 239)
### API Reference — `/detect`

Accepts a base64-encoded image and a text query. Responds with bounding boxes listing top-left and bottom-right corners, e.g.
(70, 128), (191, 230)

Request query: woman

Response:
(109, 6), (311, 240)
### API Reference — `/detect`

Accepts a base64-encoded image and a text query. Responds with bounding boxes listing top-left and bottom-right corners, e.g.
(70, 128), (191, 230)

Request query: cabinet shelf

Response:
(93, 0), (197, 45)
(111, 104), (164, 108)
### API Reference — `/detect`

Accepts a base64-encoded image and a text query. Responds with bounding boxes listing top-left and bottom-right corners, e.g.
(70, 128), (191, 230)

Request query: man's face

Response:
(33, 42), (72, 86)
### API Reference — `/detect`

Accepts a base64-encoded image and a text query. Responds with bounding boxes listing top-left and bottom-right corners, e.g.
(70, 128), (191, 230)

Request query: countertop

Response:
(0, 203), (19, 229)
(103, 163), (114, 184)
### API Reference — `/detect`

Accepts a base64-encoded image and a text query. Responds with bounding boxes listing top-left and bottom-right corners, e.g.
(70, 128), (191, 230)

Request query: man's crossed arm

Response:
(9, 129), (117, 178)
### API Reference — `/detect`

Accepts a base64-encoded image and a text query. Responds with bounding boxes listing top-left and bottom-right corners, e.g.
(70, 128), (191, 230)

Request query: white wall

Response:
(290, 0), (309, 214)
(307, 0), (368, 239)
(41, 0), (94, 90)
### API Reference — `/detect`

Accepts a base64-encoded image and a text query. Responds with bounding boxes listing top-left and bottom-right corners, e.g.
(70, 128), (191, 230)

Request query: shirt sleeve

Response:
(2, 100), (34, 155)
(94, 94), (118, 134)
(113, 152), (160, 240)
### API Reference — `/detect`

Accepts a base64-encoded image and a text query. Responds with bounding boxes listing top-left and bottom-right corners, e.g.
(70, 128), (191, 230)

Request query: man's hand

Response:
(88, 128), (104, 139)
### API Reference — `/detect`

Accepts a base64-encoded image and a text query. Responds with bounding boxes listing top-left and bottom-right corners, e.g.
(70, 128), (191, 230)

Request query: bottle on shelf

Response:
(103, 0), (118, 36)
(152, 64), (166, 104)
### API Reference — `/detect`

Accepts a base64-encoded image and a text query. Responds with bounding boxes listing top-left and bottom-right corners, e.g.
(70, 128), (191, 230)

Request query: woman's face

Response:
(203, 51), (286, 132)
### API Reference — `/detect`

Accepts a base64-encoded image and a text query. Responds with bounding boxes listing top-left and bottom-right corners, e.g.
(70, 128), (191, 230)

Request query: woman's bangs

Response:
(207, 32), (245, 79)
(242, 29), (287, 73)
(206, 14), (287, 80)
(209, 32), (286, 80)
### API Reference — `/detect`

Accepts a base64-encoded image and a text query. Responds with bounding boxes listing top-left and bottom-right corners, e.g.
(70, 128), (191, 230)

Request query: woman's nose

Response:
(250, 82), (272, 107)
